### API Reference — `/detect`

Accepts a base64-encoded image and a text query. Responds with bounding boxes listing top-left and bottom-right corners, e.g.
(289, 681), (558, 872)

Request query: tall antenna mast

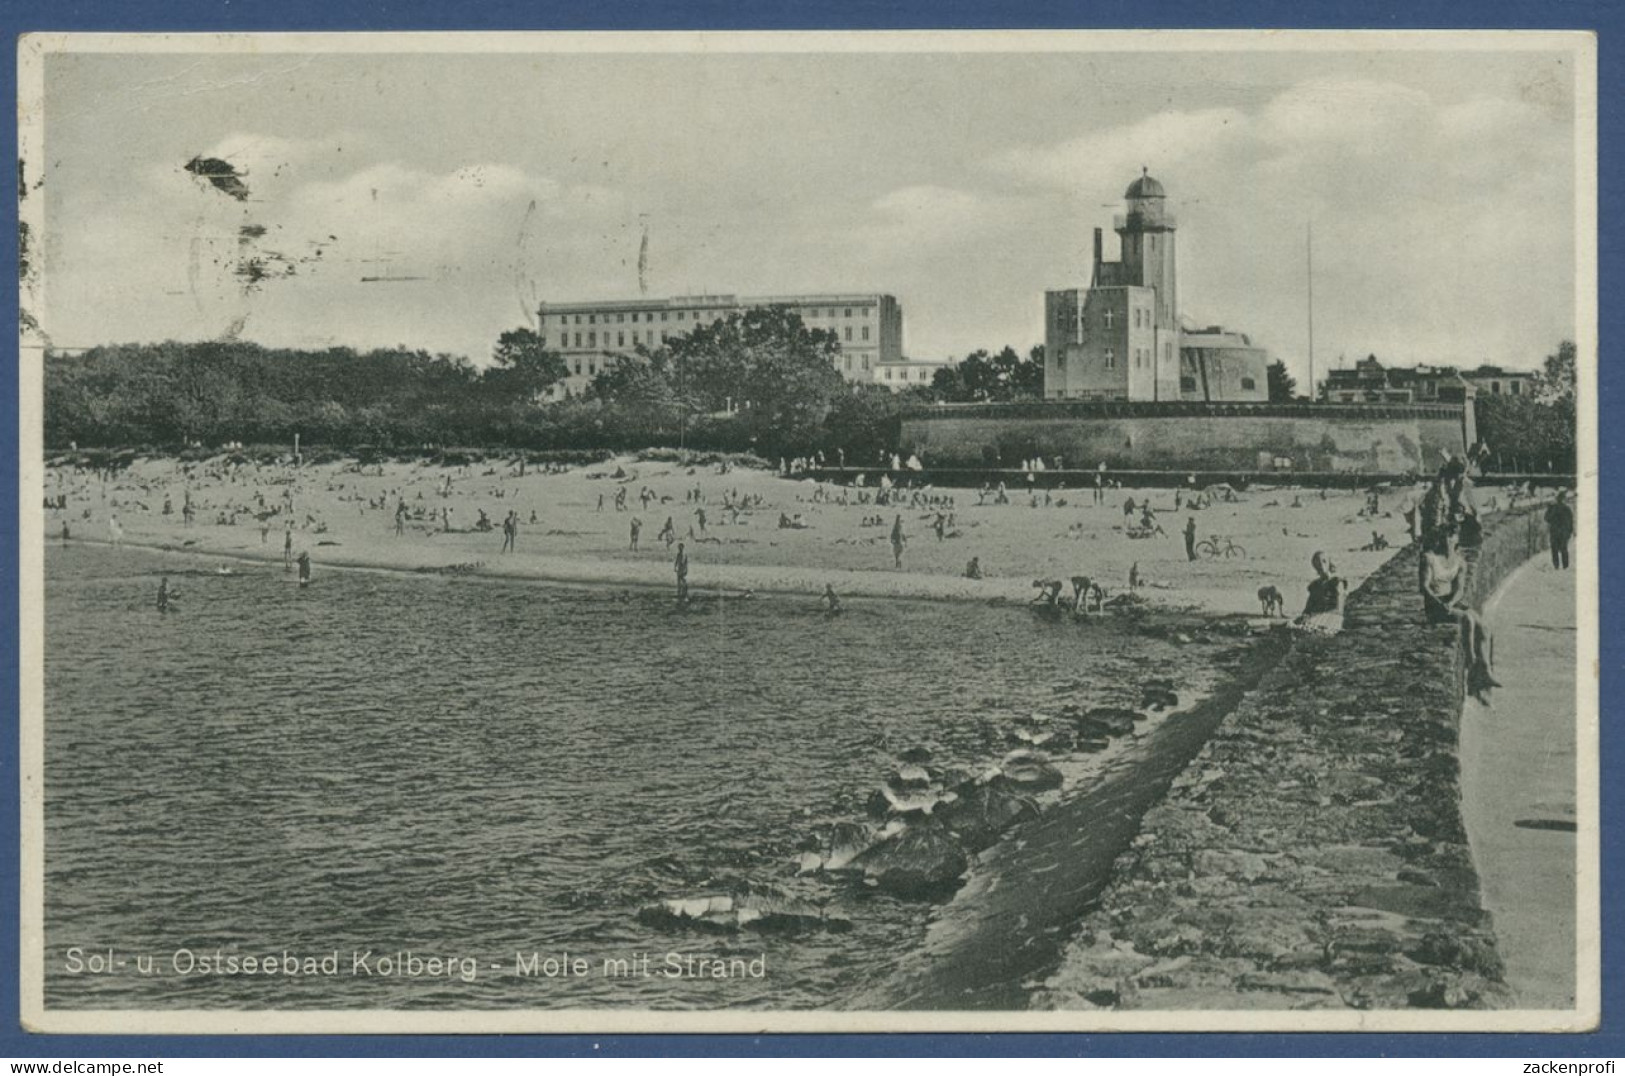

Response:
(1307, 220), (1315, 400)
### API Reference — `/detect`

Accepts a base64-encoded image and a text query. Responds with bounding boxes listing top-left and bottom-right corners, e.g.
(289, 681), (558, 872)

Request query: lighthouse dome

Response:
(1125, 171), (1166, 199)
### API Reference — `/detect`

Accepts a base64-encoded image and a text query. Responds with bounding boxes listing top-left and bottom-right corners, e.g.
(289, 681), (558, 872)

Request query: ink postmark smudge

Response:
(184, 156), (251, 201)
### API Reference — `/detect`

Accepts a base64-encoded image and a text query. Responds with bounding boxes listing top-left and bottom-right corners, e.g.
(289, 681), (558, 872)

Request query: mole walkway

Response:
(1459, 554), (1578, 1009)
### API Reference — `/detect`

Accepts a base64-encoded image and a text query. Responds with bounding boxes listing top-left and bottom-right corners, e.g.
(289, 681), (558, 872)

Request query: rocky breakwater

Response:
(848, 624), (1291, 1011)
(1036, 509), (1552, 1012)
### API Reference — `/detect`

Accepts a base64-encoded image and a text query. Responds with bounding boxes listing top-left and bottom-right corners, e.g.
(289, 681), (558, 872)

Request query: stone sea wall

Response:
(1035, 507), (1551, 1011)
(900, 402), (1471, 474)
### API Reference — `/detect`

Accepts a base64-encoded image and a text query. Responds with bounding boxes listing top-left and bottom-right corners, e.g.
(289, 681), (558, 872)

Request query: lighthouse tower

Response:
(1116, 168), (1178, 334)
(1044, 169), (1183, 400)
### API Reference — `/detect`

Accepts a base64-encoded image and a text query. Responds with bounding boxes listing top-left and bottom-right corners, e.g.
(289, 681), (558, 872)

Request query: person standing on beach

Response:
(1184, 517), (1198, 561)
(695, 506), (707, 535)
(674, 542), (689, 602)
(502, 510), (517, 554)
(394, 500), (406, 538)
(1545, 490), (1575, 570)
(659, 516), (676, 548)
(297, 551), (312, 587)
(889, 514), (908, 569)
(823, 584), (841, 614)
(157, 576), (170, 613)
(108, 514), (123, 547)
(283, 523), (294, 571)
(630, 517), (642, 551)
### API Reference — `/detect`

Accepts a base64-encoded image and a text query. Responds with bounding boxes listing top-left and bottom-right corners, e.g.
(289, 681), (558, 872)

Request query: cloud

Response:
(1258, 78), (1434, 144)
(44, 140), (632, 358)
(987, 107), (1253, 195)
(38, 65), (1578, 378)
(972, 78), (1574, 377)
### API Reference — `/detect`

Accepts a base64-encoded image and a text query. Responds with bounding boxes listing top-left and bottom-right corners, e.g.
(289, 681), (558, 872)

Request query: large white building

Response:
(875, 357), (955, 391)
(537, 292), (904, 399)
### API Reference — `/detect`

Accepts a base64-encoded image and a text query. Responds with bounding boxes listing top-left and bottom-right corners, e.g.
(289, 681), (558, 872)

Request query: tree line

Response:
(42, 314), (1575, 472)
(1470, 340), (1577, 474)
(42, 310), (1051, 460)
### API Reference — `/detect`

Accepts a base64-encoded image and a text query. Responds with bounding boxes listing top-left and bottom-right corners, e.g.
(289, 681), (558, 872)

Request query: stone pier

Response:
(1036, 507), (1560, 1011)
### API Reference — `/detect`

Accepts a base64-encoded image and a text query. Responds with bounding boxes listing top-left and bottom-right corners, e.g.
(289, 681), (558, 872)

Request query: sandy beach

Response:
(45, 453), (1459, 615)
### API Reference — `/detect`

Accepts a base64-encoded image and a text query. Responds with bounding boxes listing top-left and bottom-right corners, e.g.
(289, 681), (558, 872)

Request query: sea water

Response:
(42, 544), (1224, 1010)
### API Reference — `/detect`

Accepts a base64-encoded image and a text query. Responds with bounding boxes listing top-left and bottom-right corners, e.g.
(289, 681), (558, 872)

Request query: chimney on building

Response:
(1092, 228), (1104, 285)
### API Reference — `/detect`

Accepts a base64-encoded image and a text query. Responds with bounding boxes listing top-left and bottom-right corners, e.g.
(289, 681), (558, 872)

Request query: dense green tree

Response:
(1473, 392), (1574, 474)
(928, 346), (1042, 403)
(659, 306), (846, 453)
(822, 384), (921, 463)
(1535, 339), (1577, 405)
(487, 327), (569, 400)
(1267, 360), (1298, 402)
(1473, 340), (1577, 474)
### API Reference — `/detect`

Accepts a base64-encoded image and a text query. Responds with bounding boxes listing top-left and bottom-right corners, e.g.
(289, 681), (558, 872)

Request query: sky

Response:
(31, 38), (1585, 389)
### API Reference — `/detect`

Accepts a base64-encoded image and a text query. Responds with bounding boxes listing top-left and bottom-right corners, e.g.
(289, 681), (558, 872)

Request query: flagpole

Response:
(1307, 221), (1315, 401)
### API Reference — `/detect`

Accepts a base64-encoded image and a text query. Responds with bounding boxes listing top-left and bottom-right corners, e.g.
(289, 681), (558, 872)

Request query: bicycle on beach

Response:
(1195, 535), (1247, 559)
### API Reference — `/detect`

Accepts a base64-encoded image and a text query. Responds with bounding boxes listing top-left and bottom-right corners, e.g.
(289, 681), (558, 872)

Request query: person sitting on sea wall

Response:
(1294, 551), (1347, 636)
(1419, 468), (1451, 549)
(1443, 457), (1482, 550)
(1420, 529), (1499, 704)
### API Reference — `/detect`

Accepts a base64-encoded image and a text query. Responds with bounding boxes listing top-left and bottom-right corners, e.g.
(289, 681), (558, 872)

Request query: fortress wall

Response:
(901, 404), (1468, 474)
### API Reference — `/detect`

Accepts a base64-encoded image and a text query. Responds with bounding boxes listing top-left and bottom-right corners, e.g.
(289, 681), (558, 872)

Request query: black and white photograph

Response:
(17, 31), (1598, 1033)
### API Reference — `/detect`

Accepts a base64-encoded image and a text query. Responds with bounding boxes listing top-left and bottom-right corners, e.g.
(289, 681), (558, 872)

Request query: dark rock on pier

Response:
(1075, 707), (1141, 738)
(849, 821), (970, 898)
(1000, 751), (1064, 792)
(937, 776), (1040, 853)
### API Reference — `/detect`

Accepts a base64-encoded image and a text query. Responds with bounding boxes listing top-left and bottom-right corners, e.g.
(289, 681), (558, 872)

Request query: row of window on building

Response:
(1055, 343), (1172, 370)
(1178, 375), (1258, 393)
(804, 306), (872, 319)
(1052, 305), (1153, 332)
(546, 324), (871, 350)
(882, 367), (934, 382)
(547, 309), (714, 328)
(563, 351), (876, 379)
(545, 304), (874, 328)
(550, 330), (668, 350)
